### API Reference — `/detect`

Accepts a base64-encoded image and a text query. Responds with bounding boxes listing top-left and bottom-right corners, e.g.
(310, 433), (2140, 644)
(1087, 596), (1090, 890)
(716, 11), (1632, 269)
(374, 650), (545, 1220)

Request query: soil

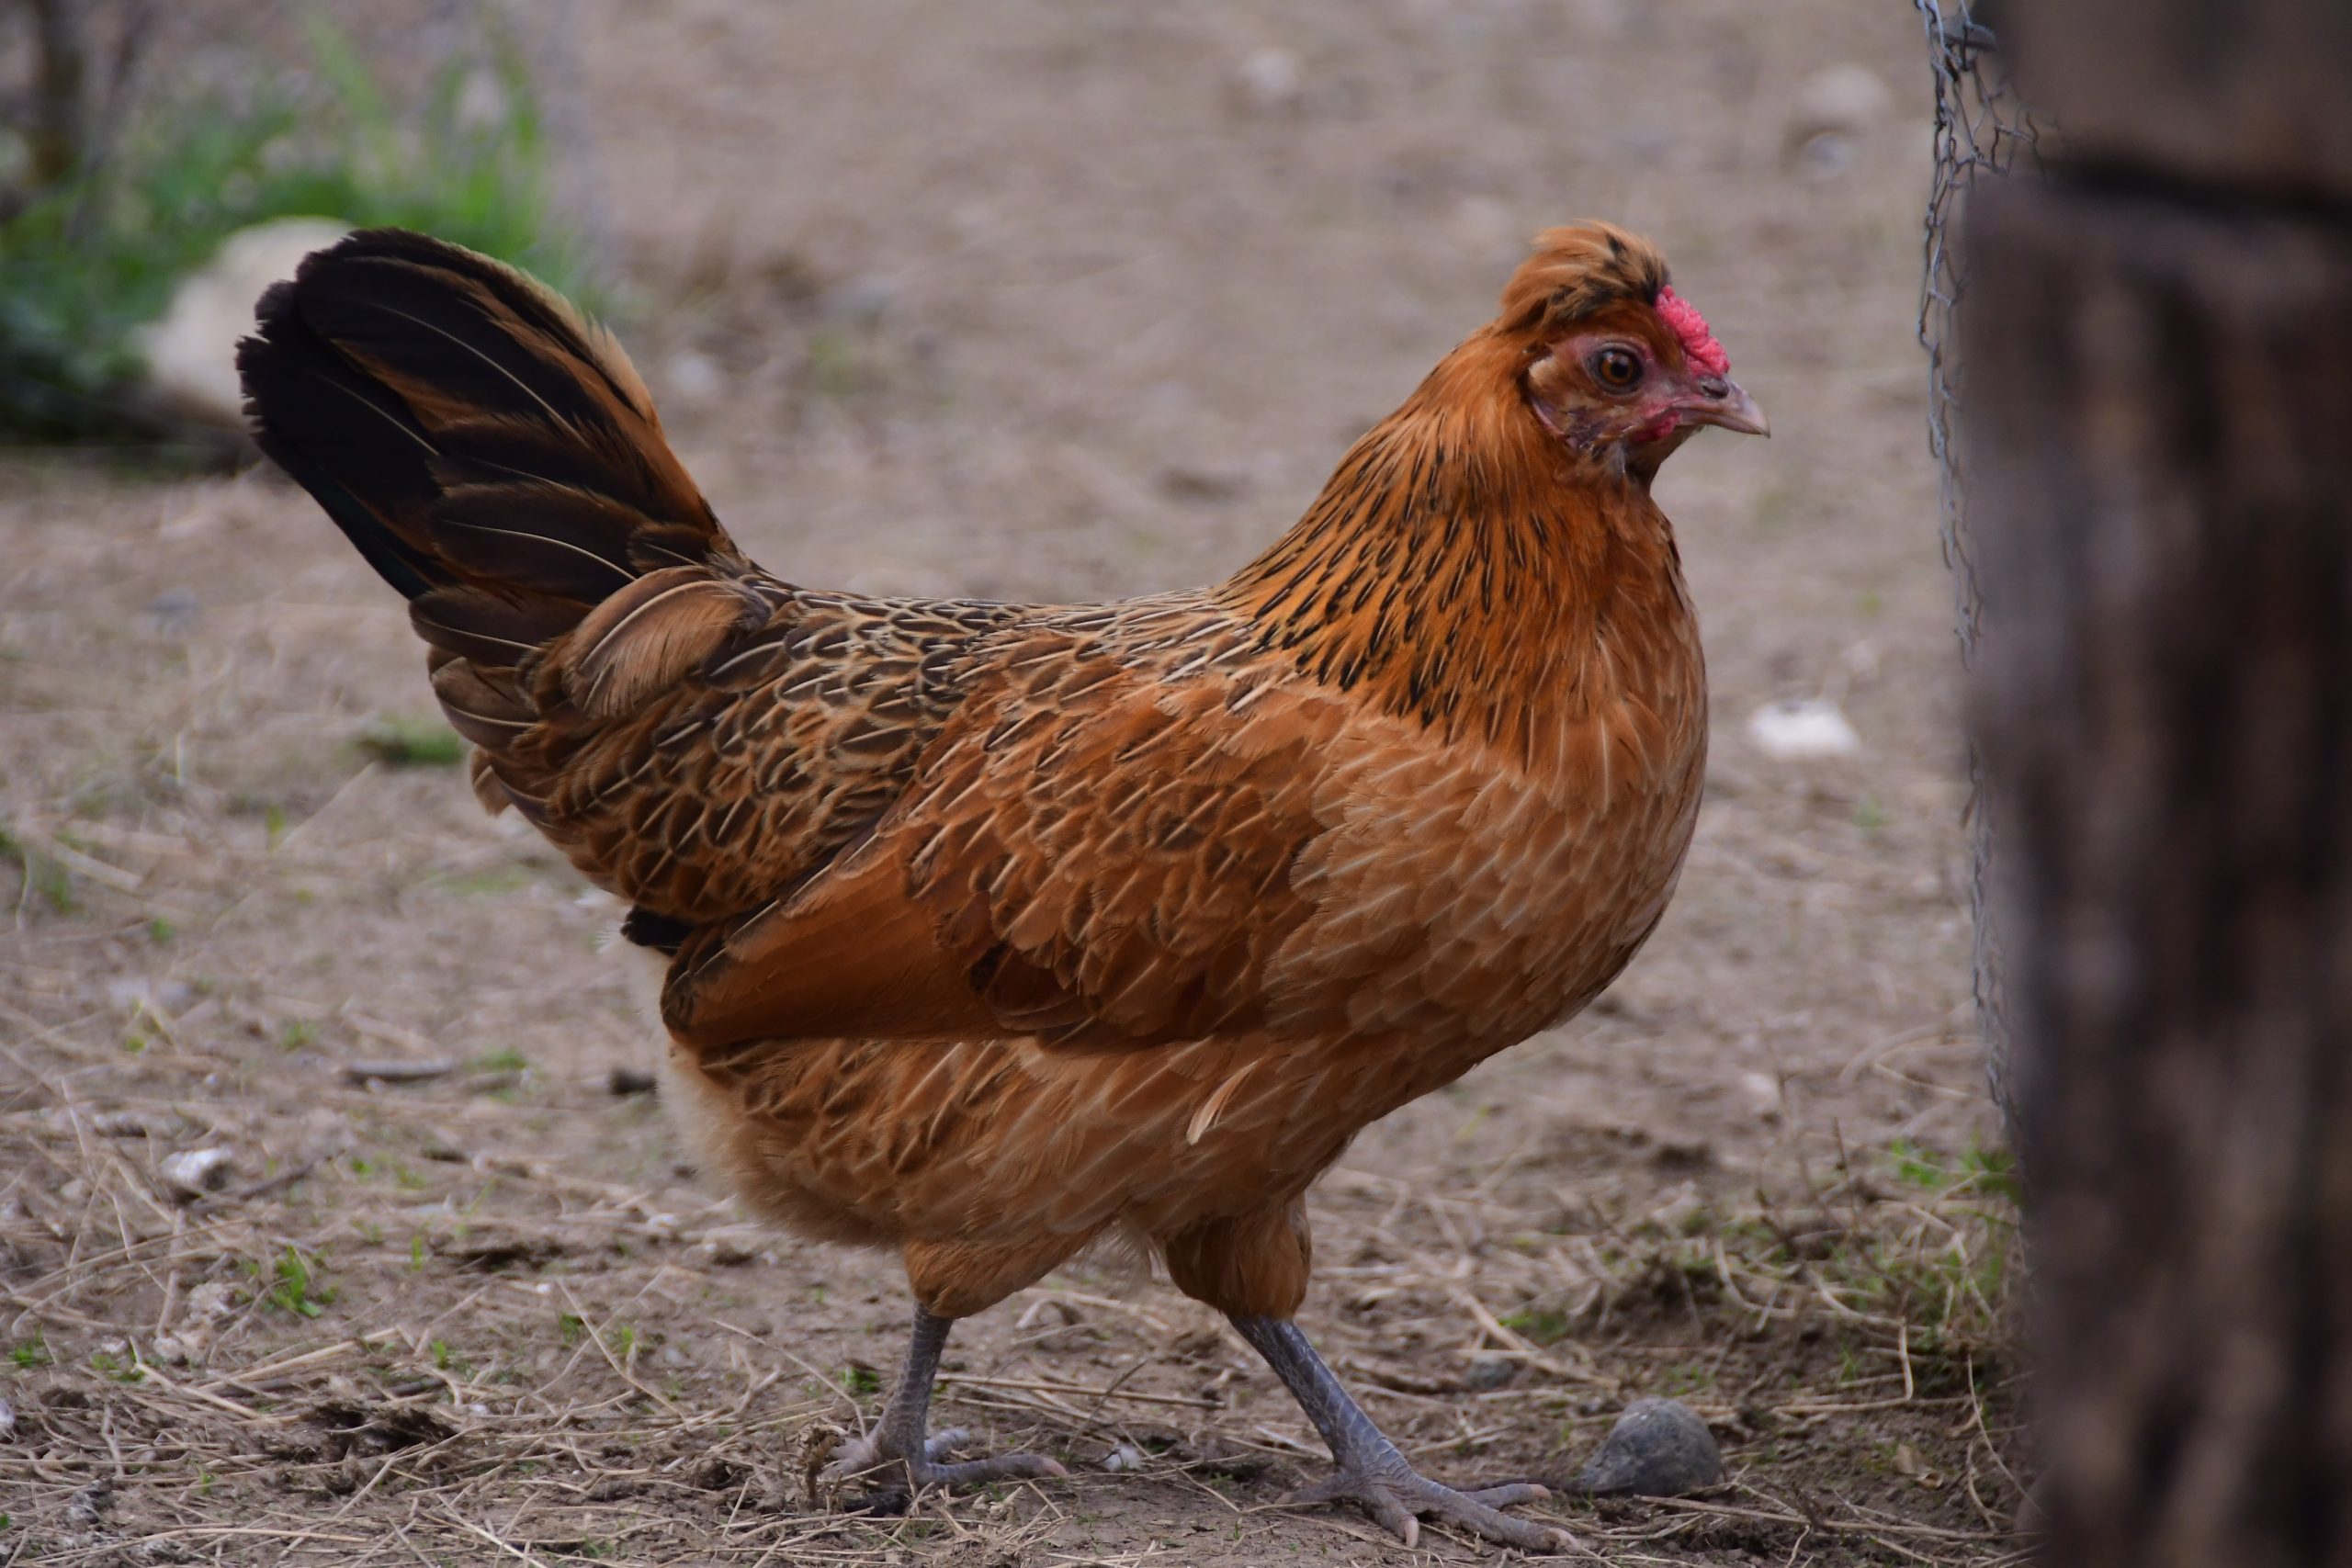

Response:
(1, 2), (2020, 1562)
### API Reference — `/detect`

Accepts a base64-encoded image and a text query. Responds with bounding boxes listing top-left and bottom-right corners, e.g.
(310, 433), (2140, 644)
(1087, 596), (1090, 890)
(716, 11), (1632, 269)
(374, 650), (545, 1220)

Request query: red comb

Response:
(1656, 286), (1729, 378)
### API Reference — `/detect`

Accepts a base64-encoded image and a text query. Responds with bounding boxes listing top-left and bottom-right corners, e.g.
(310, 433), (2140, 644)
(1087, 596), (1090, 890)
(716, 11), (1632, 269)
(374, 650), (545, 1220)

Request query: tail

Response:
(237, 227), (740, 654)
(239, 229), (770, 829)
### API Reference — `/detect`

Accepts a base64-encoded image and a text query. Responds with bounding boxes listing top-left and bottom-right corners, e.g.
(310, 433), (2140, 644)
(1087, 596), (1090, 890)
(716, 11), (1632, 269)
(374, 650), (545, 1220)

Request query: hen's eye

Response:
(1592, 345), (1644, 389)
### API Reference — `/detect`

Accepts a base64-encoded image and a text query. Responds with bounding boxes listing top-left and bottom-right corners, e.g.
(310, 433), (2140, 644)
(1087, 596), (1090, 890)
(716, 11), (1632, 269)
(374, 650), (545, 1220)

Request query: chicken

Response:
(237, 222), (1763, 1550)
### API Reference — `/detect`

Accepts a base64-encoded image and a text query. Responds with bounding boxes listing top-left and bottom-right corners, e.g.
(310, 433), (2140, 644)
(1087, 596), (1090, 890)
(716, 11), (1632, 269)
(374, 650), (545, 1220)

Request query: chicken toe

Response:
(820, 1309), (1066, 1502)
(1231, 1314), (1574, 1552)
(1289, 1464), (1566, 1551)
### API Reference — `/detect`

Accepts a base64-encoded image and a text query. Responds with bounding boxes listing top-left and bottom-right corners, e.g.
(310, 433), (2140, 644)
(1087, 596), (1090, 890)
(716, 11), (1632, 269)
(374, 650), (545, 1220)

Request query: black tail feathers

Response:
(237, 229), (729, 647)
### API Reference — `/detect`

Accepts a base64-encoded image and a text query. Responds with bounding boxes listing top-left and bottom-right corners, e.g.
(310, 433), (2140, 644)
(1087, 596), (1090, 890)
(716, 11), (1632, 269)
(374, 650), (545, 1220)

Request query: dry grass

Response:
(0, 904), (2022, 1563)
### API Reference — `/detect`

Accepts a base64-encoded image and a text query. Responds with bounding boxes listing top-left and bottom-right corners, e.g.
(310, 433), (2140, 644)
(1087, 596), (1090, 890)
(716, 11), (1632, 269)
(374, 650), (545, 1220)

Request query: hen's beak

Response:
(1679, 376), (1770, 437)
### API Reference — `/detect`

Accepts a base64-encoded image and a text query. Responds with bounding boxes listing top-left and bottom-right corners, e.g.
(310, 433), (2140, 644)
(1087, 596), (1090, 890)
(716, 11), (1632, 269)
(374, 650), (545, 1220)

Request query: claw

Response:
(820, 1428), (1063, 1495)
(1290, 1465), (1570, 1552)
(816, 1308), (1067, 1507)
(1229, 1315), (1575, 1552)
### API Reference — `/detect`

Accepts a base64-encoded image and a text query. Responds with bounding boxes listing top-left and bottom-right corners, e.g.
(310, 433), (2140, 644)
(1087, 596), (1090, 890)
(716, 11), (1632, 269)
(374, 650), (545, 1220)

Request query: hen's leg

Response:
(821, 1308), (1066, 1497)
(1230, 1314), (1571, 1551)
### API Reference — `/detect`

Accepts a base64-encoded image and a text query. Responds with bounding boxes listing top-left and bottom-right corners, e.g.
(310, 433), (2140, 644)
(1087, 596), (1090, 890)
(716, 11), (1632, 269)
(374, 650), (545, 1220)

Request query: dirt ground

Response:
(1, 2), (2022, 1562)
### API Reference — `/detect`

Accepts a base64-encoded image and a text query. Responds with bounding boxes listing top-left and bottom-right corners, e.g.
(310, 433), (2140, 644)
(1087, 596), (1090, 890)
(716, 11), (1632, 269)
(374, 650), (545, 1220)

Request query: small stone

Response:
(185, 1280), (239, 1322)
(1746, 697), (1861, 760)
(67, 1481), (114, 1527)
(692, 1230), (761, 1267)
(1464, 1356), (1518, 1391)
(1653, 1136), (1714, 1170)
(1571, 1397), (1724, 1497)
(159, 1146), (235, 1201)
(822, 274), (899, 325)
(145, 588), (201, 627)
(0, 1394), (16, 1440)
(1784, 64), (1893, 181)
(662, 350), (725, 407)
(1788, 63), (1893, 143)
(1736, 1069), (1786, 1122)
(94, 1109), (179, 1139)
(1235, 47), (1302, 112)
(420, 1128), (469, 1162)
(1157, 466), (1250, 504)
(1796, 132), (1860, 182)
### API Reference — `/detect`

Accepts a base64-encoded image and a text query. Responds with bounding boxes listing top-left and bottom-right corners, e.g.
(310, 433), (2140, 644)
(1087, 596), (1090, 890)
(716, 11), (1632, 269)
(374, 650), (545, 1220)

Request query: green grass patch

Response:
(356, 716), (467, 769)
(0, 12), (594, 446)
(435, 864), (540, 897)
(1500, 1305), (1574, 1345)
(0, 826), (78, 916)
(256, 1244), (336, 1318)
(1887, 1137), (2020, 1204)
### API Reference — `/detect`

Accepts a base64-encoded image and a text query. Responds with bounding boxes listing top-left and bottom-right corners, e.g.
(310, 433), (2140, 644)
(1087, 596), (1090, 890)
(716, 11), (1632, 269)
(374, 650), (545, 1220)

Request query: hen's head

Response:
(1497, 222), (1766, 471)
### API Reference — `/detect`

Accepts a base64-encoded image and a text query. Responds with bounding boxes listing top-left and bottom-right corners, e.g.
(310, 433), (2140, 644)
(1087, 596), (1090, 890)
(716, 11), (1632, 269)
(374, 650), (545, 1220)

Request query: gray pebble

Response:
(146, 588), (200, 626)
(1570, 1396), (1723, 1497)
(1464, 1355), (1518, 1391)
(67, 1481), (113, 1527)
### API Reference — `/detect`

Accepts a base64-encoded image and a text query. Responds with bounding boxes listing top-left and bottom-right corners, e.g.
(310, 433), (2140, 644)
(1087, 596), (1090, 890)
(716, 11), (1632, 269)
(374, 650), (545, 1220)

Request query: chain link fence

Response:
(1912, 0), (2041, 1140)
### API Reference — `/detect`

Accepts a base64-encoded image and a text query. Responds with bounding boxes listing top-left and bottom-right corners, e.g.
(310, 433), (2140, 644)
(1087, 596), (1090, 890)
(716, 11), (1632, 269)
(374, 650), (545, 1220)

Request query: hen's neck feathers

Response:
(1221, 330), (1692, 764)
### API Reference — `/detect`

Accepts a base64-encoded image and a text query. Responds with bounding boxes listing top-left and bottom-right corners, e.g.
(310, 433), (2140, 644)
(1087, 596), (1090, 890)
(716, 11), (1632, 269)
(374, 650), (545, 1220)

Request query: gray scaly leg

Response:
(821, 1308), (1066, 1499)
(1230, 1314), (1572, 1551)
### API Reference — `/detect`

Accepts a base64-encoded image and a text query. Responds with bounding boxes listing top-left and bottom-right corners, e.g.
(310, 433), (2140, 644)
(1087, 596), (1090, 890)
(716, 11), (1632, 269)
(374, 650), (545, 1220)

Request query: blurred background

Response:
(0, 4), (2016, 1563)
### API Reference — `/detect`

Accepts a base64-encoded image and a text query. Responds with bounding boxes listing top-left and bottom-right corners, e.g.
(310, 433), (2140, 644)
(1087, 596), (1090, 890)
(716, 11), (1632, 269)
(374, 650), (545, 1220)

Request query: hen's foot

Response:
(1230, 1314), (1574, 1552)
(823, 1426), (1066, 1495)
(819, 1308), (1066, 1509)
(1289, 1457), (1562, 1551)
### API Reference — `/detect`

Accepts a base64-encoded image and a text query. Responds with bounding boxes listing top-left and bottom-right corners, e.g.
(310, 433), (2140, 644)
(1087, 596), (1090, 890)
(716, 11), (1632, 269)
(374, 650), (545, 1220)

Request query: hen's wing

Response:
(662, 606), (1388, 1053)
(502, 587), (1024, 924)
(240, 229), (1022, 923)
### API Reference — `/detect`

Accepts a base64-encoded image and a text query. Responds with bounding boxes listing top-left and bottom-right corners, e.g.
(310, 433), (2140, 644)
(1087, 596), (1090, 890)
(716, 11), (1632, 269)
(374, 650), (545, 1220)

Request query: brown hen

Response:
(238, 222), (1762, 1550)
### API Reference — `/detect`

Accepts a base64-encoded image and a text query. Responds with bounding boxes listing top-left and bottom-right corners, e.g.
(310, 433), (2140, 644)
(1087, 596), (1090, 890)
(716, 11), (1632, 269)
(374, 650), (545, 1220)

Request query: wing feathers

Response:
(662, 646), (1359, 1054)
(561, 569), (765, 718)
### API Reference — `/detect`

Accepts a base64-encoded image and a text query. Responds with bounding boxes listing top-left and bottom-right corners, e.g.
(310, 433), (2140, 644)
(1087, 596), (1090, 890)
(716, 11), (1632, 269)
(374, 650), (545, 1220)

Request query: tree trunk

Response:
(25, 0), (88, 188)
(1967, 3), (2352, 1558)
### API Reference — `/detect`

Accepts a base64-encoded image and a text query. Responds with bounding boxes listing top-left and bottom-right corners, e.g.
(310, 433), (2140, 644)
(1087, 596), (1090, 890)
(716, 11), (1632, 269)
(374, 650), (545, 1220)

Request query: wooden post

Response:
(1967, 3), (2352, 1563)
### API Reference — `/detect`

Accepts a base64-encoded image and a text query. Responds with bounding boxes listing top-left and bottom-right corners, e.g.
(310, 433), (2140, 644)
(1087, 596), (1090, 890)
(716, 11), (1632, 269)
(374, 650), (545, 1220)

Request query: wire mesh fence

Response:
(1912, 0), (2041, 1137)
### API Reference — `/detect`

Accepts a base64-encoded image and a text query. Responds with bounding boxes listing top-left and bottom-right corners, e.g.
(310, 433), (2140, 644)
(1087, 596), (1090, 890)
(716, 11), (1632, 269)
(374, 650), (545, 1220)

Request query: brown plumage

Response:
(238, 221), (1764, 1549)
